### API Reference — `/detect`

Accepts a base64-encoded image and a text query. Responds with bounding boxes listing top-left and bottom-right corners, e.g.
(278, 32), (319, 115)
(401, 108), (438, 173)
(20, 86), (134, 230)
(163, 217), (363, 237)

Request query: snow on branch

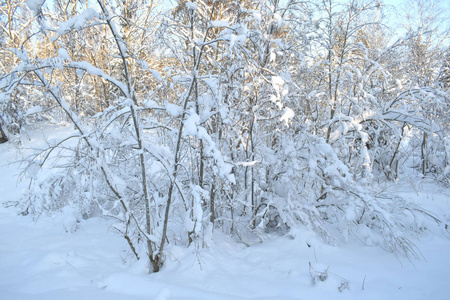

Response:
(68, 61), (129, 98)
(56, 8), (99, 35)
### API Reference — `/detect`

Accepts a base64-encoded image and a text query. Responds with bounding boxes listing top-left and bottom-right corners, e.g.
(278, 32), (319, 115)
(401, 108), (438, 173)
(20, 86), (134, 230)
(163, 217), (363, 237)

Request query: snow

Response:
(185, 2), (198, 11)
(122, 98), (134, 107)
(183, 111), (200, 136)
(235, 161), (260, 167)
(26, 105), (43, 116)
(272, 75), (285, 89)
(229, 33), (246, 48)
(1, 128), (450, 300)
(274, 13), (285, 28)
(281, 107), (295, 125)
(69, 61), (129, 97)
(252, 12), (262, 24)
(110, 173), (128, 195)
(210, 20), (229, 27)
(27, 0), (45, 15)
(139, 60), (149, 70)
(150, 69), (163, 82)
(58, 48), (70, 61)
(57, 9), (99, 35)
(165, 102), (183, 117)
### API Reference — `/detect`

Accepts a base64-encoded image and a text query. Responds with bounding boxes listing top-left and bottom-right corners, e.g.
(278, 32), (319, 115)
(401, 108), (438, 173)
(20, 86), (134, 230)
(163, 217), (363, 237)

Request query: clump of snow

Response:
(229, 33), (246, 48)
(183, 111), (200, 136)
(210, 20), (229, 27)
(27, 0), (45, 15)
(122, 98), (134, 107)
(185, 2), (198, 10)
(252, 12), (262, 23)
(57, 8), (99, 35)
(26, 105), (42, 116)
(271, 75), (289, 107)
(151, 69), (163, 82)
(273, 13), (285, 28)
(165, 102), (183, 117)
(139, 60), (149, 70)
(143, 99), (159, 109)
(281, 107), (295, 125)
(58, 48), (70, 61)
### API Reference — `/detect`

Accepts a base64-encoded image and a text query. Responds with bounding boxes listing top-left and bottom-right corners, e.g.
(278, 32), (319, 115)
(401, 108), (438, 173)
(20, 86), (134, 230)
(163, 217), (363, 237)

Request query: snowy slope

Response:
(1, 129), (450, 300)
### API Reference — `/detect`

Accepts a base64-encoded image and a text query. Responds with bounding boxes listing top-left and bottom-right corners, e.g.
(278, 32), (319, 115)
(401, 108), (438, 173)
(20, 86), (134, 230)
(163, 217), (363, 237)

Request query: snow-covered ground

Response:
(1, 127), (450, 300)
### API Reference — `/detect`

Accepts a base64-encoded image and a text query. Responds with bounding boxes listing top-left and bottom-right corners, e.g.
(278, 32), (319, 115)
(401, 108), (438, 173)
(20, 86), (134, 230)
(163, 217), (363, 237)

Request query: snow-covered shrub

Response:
(245, 131), (440, 258)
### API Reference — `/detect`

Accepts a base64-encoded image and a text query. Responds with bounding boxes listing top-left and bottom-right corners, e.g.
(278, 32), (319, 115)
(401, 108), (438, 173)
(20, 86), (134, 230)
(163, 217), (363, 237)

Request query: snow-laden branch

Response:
(67, 61), (129, 98)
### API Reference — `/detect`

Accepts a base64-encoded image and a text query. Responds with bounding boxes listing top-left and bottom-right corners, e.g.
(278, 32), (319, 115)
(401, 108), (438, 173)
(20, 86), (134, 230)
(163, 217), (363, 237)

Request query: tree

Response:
(0, 122), (7, 143)
(397, 0), (450, 176)
(439, 47), (450, 89)
(0, 0), (34, 141)
(1, 0), (446, 271)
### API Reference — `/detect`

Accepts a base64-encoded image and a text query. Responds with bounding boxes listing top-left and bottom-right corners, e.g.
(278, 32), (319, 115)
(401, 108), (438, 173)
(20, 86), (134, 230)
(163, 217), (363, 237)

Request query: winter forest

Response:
(1, 0), (450, 298)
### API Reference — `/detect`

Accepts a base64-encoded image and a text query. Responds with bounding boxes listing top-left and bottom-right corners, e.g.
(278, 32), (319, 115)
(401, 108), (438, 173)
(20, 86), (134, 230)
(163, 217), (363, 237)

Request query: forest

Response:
(1, 0), (449, 275)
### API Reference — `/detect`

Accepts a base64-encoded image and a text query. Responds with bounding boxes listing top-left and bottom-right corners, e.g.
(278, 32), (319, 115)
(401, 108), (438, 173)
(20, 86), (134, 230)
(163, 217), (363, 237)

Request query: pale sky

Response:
(382, 0), (450, 45)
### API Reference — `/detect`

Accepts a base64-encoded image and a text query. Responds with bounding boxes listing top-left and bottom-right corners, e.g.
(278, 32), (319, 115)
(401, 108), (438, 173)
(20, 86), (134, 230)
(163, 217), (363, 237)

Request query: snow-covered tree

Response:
(1, 0), (447, 272)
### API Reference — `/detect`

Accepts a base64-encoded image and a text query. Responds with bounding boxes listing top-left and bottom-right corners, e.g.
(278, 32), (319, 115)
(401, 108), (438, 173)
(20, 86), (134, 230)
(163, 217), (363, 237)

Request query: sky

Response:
(39, 0), (449, 45)
(381, 0), (450, 46)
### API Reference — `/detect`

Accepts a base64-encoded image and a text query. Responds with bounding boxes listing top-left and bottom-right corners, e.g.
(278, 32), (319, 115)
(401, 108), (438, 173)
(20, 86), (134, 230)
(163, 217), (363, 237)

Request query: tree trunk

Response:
(0, 123), (8, 144)
(421, 132), (428, 175)
(210, 183), (215, 224)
